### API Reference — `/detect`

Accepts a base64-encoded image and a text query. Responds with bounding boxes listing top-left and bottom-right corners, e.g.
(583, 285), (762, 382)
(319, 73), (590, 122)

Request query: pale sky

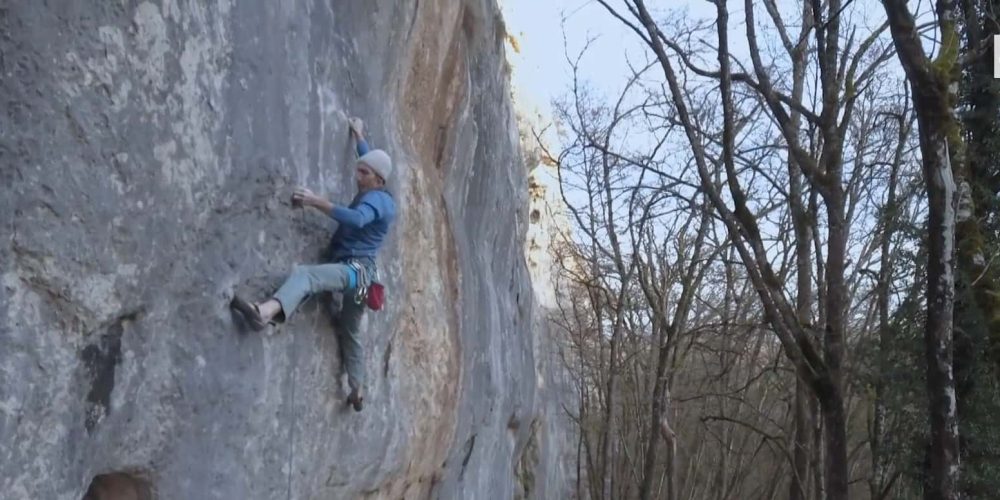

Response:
(499, 0), (935, 306)
(499, 0), (707, 146)
(499, 0), (931, 149)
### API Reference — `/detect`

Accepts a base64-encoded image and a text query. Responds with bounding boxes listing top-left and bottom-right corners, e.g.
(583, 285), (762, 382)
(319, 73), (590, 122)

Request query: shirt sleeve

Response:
(329, 191), (387, 228)
(357, 138), (371, 156)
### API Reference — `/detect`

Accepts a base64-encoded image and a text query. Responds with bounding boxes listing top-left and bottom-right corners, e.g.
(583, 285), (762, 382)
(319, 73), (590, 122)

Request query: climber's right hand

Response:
(291, 187), (315, 208)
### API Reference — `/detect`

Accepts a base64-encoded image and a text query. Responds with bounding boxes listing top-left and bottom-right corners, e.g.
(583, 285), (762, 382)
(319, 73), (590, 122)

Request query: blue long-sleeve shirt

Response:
(327, 138), (396, 261)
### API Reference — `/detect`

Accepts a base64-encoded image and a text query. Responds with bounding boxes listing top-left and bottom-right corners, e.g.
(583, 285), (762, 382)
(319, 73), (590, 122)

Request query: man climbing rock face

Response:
(231, 117), (396, 412)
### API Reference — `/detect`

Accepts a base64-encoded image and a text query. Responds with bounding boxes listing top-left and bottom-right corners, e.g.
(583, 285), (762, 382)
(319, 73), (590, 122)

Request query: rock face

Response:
(0, 1), (573, 498)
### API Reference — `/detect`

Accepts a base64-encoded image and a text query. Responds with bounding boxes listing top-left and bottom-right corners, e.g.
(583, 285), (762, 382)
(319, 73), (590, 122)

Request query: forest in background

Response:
(533, 0), (1000, 498)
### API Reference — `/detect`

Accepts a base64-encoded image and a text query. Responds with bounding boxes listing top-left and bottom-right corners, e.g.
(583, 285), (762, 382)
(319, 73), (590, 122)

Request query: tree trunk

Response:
(880, 1), (962, 497)
(793, 380), (812, 500)
(639, 332), (669, 500)
(921, 129), (960, 500)
(872, 111), (906, 500)
(600, 322), (622, 500)
(819, 382), (850, 500)
(787, 4), (813, 495)
(812, 396), (824, 500)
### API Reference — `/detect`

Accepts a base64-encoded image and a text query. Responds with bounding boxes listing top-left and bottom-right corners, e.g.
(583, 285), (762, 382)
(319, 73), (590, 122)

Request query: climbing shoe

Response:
(231, 295), (267, 332)
(346, 389), (364, 412)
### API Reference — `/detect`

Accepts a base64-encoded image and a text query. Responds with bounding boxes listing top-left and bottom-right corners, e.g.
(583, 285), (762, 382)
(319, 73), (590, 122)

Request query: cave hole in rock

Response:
(82, 472), (153, 500)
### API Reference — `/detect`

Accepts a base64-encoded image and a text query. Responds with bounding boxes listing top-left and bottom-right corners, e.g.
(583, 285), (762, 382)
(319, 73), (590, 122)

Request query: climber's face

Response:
(355, 164), (384, 191)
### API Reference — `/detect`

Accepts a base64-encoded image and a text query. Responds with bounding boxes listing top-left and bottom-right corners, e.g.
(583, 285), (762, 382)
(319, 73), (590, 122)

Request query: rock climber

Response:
(230, 116), (396, 412)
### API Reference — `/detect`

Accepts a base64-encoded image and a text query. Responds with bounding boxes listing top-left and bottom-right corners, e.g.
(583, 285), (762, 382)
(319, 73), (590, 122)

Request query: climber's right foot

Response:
(231, 295), (267, 332)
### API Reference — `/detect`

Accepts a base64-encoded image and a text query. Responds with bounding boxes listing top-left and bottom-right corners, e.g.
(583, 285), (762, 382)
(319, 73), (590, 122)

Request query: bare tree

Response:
(534, 1), (951, 497)
(587, 0), (897, 498)
(876, 0), (980, 496)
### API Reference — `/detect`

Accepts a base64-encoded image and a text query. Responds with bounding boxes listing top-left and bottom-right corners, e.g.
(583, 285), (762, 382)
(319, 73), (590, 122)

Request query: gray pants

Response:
(273, 263), (367, 391)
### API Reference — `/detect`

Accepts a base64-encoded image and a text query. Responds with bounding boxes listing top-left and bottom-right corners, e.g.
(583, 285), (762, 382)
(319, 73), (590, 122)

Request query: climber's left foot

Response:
(231, 295), (267, 331)
(346, 389), (364, 412)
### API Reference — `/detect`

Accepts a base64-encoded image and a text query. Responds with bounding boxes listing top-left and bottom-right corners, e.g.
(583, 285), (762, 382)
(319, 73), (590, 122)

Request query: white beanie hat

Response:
(358, 149), (393, 182)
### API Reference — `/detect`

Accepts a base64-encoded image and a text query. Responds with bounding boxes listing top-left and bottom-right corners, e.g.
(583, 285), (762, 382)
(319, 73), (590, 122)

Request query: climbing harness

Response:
(346, 260), (385, 311)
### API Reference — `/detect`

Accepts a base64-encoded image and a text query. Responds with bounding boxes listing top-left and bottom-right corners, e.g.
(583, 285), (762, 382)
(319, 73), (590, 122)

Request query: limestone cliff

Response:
(0, 1), (572, 498)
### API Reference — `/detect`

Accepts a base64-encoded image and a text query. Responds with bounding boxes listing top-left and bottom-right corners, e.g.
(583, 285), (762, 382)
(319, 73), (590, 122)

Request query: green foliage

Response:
(956, 0), (1000, 356)
(877, 252), (930, 498)
(953, 1), (1000, 495)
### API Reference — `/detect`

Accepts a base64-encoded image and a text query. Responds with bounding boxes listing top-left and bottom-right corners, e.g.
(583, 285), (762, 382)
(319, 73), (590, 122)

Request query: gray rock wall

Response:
(0, 1), (573, 498)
